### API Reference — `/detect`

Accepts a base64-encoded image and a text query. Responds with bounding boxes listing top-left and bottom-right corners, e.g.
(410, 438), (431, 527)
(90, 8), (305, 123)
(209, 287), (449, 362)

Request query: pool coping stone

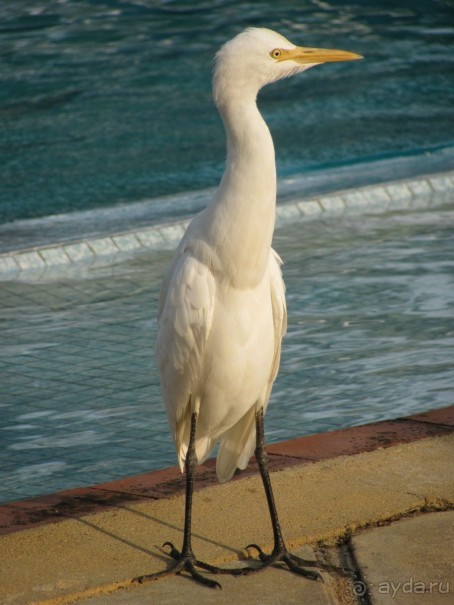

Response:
(0, 170), (453, 278)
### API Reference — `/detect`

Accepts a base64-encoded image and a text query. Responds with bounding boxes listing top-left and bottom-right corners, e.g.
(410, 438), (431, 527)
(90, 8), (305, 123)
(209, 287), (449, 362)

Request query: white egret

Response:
(135, 27), (362, 589)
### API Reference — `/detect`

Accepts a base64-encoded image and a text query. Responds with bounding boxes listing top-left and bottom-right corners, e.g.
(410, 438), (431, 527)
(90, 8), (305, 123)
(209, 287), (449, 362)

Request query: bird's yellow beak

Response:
(272, 46), (363, 64)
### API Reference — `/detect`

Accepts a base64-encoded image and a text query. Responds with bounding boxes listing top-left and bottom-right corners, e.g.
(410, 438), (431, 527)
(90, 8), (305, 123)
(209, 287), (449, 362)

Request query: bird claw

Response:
(244, 544), (324, 582)
(285, 554), (323, 582)
(162, 541), (181, 561)
(246, 543), (268, 562)
(133, 544), (222, 589)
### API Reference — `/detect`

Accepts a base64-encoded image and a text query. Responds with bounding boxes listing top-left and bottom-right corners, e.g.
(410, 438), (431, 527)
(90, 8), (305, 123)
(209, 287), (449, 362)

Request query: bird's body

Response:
(136, 27), (361, 589)
(158, 244), (284, 481)
(157, 49), (286, 480)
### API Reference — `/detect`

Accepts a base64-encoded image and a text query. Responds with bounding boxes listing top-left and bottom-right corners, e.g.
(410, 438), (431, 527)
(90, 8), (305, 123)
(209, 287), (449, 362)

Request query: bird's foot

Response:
(245, 544), (349, 581)
(133, 542), (221, 589)
(133, 542), (249, 589)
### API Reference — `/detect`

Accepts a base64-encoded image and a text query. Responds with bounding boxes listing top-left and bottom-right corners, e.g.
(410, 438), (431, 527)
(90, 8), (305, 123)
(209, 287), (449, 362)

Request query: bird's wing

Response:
(215, 249), (287, 483)
(156, 251), (216, 461)
(268, 248), (287, 385)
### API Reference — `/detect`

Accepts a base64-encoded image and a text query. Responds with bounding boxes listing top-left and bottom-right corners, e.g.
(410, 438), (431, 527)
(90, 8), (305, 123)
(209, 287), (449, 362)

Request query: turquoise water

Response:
(1, 0), (454, 223)
(0, 201), (453, 504)
(0, 1), (453, 505)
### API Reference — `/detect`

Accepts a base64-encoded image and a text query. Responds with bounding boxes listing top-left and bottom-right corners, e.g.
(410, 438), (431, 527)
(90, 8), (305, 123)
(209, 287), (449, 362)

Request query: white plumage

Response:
(137, 27), (362, 590)
(156, 28), (361, 483)
(157, 29), (291, 483)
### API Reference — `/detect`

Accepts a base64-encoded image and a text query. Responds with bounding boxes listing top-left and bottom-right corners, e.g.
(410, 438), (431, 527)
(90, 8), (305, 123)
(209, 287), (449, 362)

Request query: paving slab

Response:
(74, 546), (336, 605)
(0, 434), (453, 605)
(352, 510), (454, 604)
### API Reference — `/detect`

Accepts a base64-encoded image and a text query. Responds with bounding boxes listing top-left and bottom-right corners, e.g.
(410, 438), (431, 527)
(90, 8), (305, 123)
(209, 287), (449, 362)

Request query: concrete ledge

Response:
(1, 406), (452, 537)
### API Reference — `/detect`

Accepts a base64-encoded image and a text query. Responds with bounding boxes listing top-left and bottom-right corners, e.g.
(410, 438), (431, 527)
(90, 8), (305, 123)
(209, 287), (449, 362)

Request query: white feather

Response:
(156, 28), (332, 482)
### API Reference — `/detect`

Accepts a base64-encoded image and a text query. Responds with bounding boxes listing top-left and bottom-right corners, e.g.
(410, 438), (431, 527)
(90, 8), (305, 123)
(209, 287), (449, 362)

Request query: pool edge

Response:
(0, 169), (453, 278)
(1, 404), (452, 537)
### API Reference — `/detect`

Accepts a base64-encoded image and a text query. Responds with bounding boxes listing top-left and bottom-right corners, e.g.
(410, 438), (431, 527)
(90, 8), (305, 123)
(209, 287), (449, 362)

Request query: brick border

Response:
(0, 406), (452, 537)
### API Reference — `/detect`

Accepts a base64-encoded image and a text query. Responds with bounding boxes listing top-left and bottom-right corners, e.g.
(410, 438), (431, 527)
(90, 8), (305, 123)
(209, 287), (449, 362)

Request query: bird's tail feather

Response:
(216, 407), (256, 483)
(176, 421), (215, 474)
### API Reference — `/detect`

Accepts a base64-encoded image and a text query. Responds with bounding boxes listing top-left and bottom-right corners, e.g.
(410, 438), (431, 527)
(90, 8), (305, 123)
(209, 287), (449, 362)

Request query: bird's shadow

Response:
(69, 502), (244, 565)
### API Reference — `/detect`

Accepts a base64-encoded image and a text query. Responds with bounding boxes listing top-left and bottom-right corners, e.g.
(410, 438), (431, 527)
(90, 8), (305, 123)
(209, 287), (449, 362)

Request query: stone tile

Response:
(135, 228), (166, 248)
(361, 186), (390, 206)
(14, 251), (46, 271)
(112, 234), (142, 252)
(319, 195), (345, 213)
(276, 202), (301, 225)
(407, 178), (432, 197)
(342, 190), (369, 209)
(429, 175), (453, 192)
(88, 237), (119, 256)
(385, 182), (412, 201)
(64, 242), (94, 263)
(159, 223), (187, 245)
(352, 511), (454, 604)
(39, 247), (71, 266)
(297, 199), (323, 216)
(0, 255), (20, 276)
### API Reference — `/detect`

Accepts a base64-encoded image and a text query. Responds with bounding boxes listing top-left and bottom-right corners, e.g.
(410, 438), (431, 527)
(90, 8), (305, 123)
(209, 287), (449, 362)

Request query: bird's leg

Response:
(133, 412), (250, 589)
(244, 408), (322, 581)
(133, 412), (223, 589)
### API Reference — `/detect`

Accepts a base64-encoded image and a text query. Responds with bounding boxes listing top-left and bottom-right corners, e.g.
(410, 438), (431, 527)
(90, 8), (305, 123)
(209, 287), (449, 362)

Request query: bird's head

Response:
(213, 27), (362, 107)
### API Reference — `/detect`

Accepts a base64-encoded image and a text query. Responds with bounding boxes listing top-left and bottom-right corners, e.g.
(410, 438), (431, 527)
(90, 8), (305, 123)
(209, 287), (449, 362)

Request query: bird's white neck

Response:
(200, 94), (277, 288)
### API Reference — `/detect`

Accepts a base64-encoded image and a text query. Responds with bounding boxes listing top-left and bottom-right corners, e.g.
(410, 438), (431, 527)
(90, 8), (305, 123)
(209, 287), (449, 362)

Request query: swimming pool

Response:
(1, 0), (453, 224)
(1, 1), (453, 506)
(1, 193), (452, 505)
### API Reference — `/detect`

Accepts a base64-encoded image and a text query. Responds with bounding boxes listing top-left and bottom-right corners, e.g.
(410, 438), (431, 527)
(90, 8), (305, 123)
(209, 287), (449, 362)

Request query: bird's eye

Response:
(271, 49), (282, 59)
